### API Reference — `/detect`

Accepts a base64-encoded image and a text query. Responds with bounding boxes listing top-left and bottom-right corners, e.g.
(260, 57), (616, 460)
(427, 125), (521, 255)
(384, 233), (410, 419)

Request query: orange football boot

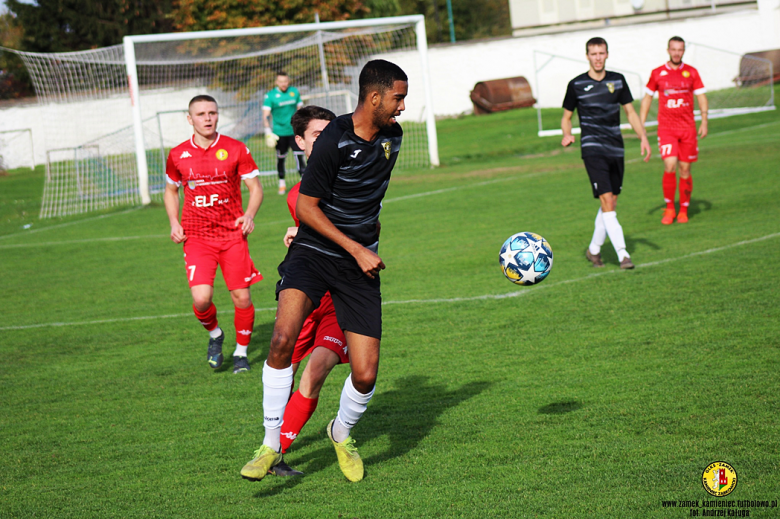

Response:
(661, 208), (676, 225)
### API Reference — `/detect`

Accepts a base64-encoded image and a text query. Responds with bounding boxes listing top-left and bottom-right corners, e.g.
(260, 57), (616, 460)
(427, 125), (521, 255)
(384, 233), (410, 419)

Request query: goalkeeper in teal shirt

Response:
(264, 72), (305, 195)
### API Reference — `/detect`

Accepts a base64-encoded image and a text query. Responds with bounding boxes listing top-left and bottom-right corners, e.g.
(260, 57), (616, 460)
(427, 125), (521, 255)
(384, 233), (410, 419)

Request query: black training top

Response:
(563, 71), (633, 158)
(295, 113), (403, 258)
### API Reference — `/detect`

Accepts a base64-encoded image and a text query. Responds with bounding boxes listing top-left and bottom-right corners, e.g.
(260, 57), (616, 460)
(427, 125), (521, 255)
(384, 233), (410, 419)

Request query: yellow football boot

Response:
(327, 420), (364, 482)
(240, 445), (282, 481)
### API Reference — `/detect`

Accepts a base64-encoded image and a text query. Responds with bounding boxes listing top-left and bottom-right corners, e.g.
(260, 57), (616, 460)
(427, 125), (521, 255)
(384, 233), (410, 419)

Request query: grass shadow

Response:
(599, 235), (660, 267)
(248, 319), (275, 367)
(538, 400), (583, 414)
(648, 198), (712, 218)
(253, 375), (493, 496)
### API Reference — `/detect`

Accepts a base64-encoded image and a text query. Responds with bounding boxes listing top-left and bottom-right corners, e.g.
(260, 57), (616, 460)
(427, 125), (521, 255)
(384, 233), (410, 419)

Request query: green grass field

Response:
(1, 102), (779, 518)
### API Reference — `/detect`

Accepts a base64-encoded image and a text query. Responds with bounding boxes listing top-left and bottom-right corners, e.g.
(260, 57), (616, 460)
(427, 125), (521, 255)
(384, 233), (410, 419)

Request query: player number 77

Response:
(661, 144), (672, 155)
(188, 265), (196, 281)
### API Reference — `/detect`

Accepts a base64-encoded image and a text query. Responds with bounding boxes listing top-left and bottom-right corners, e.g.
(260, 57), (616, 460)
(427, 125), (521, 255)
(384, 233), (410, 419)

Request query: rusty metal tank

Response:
(470, 76), (536, 115)
(739, 49), (780, 86)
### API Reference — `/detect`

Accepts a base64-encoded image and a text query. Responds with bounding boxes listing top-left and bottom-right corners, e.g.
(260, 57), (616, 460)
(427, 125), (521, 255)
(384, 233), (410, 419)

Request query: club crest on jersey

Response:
(188, 180), (197, 190)
(682, 70), (690, 78)
(216, 149), (228, 161)
(382, 140), (391, 159)
(606, 82), (615, 94)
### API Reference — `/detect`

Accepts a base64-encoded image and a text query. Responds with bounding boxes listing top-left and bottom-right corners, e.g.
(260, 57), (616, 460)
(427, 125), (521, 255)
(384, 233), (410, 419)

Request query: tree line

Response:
(0, 0), (510, 100)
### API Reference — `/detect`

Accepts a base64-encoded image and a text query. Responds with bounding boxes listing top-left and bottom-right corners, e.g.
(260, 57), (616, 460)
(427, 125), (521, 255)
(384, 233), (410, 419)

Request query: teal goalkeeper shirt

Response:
(263, 86), (301, 137)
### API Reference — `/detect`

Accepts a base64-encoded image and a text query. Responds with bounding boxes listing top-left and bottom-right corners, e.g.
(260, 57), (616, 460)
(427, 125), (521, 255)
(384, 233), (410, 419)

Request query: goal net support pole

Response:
(124, 38), (151, 205)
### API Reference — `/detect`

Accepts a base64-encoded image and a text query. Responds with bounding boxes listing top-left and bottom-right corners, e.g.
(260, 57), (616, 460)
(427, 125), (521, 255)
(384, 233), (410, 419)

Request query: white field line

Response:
(705, 120), (780, 138)
(383, 171), (552, 204)
(0, 235), (169, 249)
(5, 118), (771, 246)
(3, 232), (777, 332)
(0, 206), (144, 241)
(0, 171), (562, 249)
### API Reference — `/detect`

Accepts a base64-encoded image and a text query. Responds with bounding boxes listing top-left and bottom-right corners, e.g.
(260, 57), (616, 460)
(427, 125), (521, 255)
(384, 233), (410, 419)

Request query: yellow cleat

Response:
(240, 445), (282, 481)
(327, 420), (364, 482)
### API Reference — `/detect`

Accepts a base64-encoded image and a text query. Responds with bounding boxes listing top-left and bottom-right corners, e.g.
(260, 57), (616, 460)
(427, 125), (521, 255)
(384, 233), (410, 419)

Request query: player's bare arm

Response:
(296, 193), (385, 279)
(639, 94), (654, 125)
(561, 109), (576, 147)
(235, 176), (263, 235)
(697, 93), (708, 138)
(163, 182), (187, 243)
(623, 103), (652, 162)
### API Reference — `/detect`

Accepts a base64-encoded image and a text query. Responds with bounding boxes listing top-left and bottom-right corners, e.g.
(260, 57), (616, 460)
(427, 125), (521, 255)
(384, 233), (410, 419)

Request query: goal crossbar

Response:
(124, 15), (439, 204)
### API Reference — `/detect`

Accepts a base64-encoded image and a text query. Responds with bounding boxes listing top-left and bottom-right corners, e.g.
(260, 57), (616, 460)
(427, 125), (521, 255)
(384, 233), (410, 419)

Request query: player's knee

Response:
(232, 293), (252, 309)
(192, 296), (212, 311)
(350, 371), (377, 394)
(269, 328), (296, 352)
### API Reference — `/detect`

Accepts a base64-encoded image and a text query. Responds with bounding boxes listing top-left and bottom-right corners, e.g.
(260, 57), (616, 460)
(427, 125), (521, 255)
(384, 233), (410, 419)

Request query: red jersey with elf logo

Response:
(166, 133), (259, 241)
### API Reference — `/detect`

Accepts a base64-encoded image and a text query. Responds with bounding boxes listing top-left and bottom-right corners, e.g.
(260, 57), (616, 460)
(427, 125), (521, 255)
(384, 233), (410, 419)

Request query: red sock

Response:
(193, 302), (218, 331)
(280, 391), (319, 453)
(234, 304), (255, 347)
(662, 172), (677, 210)
(679, 176), (693, 214)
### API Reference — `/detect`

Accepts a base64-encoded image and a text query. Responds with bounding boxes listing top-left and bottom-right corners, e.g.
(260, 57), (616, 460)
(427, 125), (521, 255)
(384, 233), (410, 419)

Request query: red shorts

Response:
(657, 127), (699, 163)
(291, 292), (349, 365)
(182, 237), (262, 290)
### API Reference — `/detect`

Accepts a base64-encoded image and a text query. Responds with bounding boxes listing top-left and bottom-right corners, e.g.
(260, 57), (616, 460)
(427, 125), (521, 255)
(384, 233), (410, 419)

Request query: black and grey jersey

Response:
(295, 113), (403, 258)
(563, 71), (633, 158)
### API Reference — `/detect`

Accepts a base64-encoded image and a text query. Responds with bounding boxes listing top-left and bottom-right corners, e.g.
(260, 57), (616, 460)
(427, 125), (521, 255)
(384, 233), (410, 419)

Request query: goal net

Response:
(534, 42), (776, 137)
(11, 16), (438, 218)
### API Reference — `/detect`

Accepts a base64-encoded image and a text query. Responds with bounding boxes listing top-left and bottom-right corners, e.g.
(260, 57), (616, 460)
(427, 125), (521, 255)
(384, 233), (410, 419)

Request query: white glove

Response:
(264, 128), (279, 148)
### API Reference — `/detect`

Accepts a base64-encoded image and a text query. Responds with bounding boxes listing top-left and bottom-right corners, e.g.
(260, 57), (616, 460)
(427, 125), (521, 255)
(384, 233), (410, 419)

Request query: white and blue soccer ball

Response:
(499, 232), (553, 285)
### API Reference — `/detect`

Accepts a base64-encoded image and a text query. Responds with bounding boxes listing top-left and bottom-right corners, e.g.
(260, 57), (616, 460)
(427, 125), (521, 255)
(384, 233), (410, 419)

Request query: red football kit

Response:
(285, 183), (348, 365)
(645, 62), (706, 162)
(166, 133), (262, 290)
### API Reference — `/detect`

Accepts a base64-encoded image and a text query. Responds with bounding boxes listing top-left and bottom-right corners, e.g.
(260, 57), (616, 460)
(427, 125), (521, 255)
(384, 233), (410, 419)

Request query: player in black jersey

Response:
(561, 37), (651, 270)
(241, 59), (407, 483)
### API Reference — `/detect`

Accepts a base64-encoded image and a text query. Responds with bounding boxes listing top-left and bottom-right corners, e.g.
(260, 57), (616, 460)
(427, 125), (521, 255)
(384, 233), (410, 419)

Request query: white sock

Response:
(279, 179), (286, 189)
(233, 344), (248, 357)
(589, 207), (606, 255)
(262, 361), (294, 452)
(602, 211), (629, 261)
(209, 327), (223, 339)
(332, 374), (375, 443)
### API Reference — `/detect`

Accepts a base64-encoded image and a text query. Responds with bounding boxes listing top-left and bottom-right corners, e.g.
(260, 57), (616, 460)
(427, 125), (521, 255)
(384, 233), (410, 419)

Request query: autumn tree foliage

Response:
(171, 0), (370, 32)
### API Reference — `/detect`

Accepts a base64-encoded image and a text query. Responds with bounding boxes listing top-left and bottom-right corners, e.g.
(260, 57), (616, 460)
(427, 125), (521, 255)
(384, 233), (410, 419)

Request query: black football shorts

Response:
(276, 243), (382, 339)
(582, 155), (625, 198)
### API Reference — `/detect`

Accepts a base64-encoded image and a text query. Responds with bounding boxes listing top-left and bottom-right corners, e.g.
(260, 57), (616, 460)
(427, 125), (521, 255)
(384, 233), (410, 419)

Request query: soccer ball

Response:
(499, 232), (553, 285)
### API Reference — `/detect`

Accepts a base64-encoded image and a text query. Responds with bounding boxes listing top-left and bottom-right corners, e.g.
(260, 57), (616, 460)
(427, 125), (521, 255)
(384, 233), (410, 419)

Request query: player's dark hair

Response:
(189, 94), (218, 109)
(586, 37), (608, 53)
(277, 71), (289, 77)
(668, 36), (685, 46)
(358, 59), (408, 104)
(292, 105), (336, 137)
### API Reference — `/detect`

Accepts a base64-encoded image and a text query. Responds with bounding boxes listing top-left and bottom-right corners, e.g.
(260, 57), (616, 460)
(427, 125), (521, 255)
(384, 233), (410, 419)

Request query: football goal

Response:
(11, 15), (438, 218)
(534, 43), (775, 138)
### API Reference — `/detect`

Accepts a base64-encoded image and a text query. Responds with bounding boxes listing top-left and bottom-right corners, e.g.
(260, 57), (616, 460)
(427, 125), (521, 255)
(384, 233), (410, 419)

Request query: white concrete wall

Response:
(2, 7), (778, 169)
(390, 7), (780, 118)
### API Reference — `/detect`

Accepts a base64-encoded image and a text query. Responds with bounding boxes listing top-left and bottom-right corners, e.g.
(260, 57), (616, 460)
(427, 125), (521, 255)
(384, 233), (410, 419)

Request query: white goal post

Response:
(124, 15), (440, 206)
